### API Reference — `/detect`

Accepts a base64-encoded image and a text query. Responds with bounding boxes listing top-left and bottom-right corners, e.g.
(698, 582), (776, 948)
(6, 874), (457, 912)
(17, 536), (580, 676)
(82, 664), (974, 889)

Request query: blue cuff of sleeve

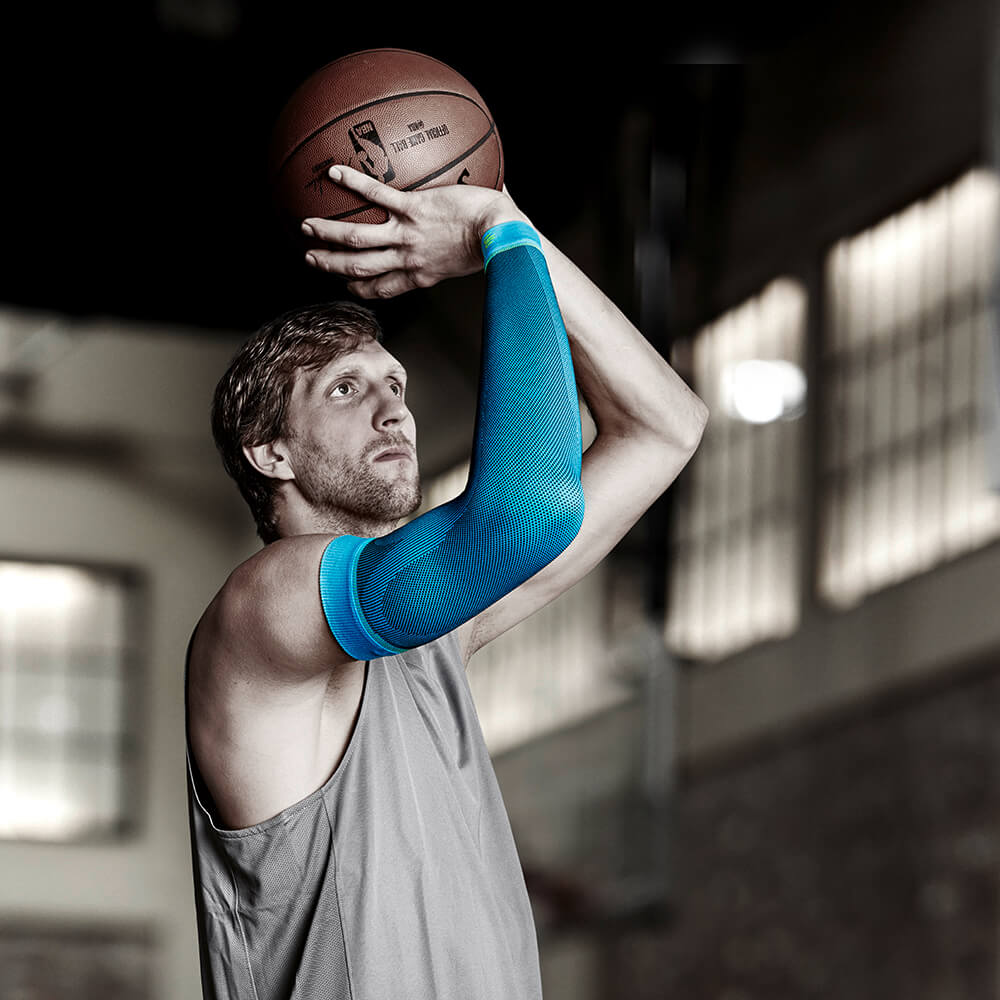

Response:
(319, 535), (406, 661)
(481, 220), (542, 269)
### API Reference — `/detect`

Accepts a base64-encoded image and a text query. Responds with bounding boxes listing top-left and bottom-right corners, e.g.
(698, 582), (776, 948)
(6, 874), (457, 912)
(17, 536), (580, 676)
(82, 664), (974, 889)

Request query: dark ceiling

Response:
(1, 1), (848, 337)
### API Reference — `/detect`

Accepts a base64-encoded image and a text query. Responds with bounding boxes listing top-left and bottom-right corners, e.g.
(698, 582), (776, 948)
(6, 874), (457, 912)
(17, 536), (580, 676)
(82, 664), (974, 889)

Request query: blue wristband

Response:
(481, 220), (542, 269)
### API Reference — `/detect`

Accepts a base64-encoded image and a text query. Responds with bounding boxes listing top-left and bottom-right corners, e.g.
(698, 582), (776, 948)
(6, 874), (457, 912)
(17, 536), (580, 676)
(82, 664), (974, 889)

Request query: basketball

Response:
(269, 49), (504, 232)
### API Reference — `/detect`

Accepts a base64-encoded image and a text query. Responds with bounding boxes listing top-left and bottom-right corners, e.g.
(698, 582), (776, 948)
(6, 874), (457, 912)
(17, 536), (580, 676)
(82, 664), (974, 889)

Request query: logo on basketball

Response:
(348, 120), (396, 184)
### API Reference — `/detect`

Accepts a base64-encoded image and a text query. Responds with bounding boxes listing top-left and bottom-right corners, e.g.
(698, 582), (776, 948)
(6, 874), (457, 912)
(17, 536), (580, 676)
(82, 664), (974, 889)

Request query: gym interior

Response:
(3, 0), (1000, 996)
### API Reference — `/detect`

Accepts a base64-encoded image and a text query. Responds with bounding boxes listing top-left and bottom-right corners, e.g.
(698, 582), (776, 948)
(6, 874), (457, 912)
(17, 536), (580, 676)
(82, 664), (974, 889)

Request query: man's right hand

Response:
(302, 164), (528, 299)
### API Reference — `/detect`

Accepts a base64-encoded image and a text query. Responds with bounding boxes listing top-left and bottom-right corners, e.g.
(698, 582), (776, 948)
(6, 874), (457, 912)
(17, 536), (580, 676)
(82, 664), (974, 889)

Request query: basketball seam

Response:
(323, 127), (500, 222)
(273, 90), (492, 181)
(402, 125), (498, 191)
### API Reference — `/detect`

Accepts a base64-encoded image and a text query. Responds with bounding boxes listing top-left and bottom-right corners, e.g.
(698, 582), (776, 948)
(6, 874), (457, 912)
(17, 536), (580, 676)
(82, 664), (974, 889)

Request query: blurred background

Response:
(3, 0), (1000, 996)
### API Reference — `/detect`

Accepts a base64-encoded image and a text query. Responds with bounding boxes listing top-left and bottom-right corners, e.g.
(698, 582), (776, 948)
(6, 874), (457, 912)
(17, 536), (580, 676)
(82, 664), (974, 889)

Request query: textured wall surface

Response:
(616, 662), (1000, 999)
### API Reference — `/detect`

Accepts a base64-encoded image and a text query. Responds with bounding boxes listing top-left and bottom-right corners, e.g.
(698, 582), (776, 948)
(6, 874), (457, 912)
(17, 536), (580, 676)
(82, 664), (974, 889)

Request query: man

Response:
(185, 164), (708, 999)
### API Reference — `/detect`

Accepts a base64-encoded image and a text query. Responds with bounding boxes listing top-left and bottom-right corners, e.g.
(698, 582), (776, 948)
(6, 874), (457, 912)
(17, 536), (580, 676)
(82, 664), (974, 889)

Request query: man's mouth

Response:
(372, 446), (413, 463)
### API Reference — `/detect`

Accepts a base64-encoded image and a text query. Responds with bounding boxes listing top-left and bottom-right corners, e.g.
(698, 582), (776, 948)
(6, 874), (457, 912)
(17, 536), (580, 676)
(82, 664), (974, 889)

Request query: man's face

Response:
(280, 339), (421, 531)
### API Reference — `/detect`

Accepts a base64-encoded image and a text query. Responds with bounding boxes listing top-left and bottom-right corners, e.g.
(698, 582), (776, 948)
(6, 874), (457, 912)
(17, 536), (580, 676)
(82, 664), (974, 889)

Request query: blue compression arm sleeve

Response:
(319, 221), (584, 659)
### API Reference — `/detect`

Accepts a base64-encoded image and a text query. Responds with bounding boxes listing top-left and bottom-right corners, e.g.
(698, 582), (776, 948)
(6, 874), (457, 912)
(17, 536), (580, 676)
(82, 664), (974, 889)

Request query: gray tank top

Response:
(185, 631), (543, 1000)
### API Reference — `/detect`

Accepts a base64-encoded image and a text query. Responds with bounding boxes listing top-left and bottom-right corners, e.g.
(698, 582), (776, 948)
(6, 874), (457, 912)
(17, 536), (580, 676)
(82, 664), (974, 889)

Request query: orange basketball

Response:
(269, 48), (504, 232)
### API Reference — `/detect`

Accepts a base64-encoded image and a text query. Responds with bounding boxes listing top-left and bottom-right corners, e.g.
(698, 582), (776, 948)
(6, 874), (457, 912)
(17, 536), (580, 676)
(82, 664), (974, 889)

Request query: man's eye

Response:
(332, 382), (354, 396)
(390, 382), (403, 396)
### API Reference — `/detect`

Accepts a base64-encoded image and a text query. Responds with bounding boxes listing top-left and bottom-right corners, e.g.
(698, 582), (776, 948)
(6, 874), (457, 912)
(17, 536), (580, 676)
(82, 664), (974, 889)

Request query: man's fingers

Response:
(306, 247), (406, 279)
(345, 271), (434, 300)
(303, 216), (395, 250)
(327, 164), (411, 215)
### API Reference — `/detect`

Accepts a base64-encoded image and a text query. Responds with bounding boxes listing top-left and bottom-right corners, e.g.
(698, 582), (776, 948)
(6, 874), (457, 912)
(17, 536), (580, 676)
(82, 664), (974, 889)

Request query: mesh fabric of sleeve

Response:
(320, 222), (584, 659)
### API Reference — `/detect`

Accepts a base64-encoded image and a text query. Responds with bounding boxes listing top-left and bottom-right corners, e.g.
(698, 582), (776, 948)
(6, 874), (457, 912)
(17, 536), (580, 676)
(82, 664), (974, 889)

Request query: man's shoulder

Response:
(210, 533), (337, 617)
(193, 532), (350, 683)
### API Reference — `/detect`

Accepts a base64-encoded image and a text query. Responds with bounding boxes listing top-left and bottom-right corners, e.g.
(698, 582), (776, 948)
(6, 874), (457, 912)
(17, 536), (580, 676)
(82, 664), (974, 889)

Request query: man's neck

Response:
(279, 504), (401, 540)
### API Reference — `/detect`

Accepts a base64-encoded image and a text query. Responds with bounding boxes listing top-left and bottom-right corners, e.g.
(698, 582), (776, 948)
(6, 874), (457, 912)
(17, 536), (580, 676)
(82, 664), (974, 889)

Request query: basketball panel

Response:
(408, 132), (504, 192)
(277, 93), (497, 224)
(269, 48), (495, 176)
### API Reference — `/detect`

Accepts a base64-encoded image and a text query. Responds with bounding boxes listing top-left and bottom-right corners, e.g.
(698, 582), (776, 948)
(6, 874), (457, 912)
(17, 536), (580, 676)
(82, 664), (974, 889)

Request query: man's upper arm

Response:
(461, 430), (696, 661)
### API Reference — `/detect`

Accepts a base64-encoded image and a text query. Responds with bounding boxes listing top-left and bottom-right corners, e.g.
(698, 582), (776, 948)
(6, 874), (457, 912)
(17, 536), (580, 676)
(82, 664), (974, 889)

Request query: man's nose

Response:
(376, 388), (409, 427)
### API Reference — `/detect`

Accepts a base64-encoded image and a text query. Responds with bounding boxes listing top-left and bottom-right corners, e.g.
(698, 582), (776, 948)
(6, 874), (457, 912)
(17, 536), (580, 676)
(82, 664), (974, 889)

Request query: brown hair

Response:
(212, 301), (384, 542)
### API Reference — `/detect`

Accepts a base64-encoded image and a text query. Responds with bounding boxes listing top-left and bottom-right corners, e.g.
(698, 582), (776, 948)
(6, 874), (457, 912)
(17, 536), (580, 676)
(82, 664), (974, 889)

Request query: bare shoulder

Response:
(197, 533), (353, 684)
(187, 534), (362, 829)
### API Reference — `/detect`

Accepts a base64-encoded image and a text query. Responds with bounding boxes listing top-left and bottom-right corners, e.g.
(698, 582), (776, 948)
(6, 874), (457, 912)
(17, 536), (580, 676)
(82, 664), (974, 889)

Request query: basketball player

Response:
(185, 164), (708, 999)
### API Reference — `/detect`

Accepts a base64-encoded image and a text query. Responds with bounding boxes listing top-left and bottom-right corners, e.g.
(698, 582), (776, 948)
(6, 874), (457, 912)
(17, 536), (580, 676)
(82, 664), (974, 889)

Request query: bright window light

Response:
(820, 167), (1000, 608)
(720, 359), (808, 424)
(665, 278), (808, 662)
(0, 558), (141, 841)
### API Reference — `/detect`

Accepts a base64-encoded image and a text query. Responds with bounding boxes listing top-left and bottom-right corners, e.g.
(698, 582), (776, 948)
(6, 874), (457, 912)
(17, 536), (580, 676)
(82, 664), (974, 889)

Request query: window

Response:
(0, 559), (144, 841)
(820, 168), (1000, 608)
(665, 279), (809, 661)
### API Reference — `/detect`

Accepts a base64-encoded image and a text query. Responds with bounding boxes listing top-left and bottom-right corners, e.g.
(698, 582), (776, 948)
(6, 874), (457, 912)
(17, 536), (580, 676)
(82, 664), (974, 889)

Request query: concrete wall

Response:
(0, 324), (256, 999)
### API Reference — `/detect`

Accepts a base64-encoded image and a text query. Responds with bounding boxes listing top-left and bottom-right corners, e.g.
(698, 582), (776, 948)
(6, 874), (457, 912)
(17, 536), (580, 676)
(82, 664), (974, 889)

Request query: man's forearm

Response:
(319, 222), (585, 660)
(538, 232), (709, 453)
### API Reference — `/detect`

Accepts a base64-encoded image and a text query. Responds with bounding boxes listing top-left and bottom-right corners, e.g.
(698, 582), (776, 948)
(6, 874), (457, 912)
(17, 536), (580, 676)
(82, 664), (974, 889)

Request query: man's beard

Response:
(290, 434), (422, 533)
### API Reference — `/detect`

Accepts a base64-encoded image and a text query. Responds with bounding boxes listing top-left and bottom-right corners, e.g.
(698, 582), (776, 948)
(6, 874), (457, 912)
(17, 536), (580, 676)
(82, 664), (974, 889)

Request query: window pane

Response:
(0, 559), (141, 842)
(666, 279), (808, 662)
(819, 169), (1000, 608)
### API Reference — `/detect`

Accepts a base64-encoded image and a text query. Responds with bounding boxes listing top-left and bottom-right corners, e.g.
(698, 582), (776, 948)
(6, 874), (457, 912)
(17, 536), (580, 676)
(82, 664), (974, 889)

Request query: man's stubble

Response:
(289, 433), (422, 534)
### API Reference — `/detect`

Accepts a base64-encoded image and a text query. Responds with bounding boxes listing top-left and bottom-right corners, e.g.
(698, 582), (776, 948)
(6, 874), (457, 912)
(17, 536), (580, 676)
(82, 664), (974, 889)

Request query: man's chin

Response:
(372, 465), (421, 510)
(364, 480), (422, 525)
(299, 460), (422, 532)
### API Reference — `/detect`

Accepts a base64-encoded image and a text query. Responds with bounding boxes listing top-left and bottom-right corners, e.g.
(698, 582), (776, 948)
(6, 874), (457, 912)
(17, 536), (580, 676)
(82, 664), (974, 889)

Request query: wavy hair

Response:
(212, 301), (383, 542)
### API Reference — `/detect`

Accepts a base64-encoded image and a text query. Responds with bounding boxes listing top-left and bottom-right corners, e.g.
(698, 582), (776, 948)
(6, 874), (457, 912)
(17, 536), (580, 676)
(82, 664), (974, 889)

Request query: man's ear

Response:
(243, 440), (296, 481)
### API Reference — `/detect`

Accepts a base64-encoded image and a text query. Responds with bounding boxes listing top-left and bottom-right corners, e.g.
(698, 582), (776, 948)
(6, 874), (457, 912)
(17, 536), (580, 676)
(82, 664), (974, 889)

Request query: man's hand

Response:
(303, 164), (527, 299)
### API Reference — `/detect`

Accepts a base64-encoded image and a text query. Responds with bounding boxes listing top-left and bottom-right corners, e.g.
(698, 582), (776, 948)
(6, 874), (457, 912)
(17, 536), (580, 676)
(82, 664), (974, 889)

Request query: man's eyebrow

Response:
(325, 366), (363, 382)
(312, 365), (408, 391)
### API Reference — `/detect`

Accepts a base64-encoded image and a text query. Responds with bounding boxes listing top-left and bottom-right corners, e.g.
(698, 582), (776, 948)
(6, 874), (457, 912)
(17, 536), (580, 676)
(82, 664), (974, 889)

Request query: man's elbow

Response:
(607, 387), (710, 457)
(645, 395), (710, 491)
(650, 387), (709, 456)
(681, 395), (710, 453)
